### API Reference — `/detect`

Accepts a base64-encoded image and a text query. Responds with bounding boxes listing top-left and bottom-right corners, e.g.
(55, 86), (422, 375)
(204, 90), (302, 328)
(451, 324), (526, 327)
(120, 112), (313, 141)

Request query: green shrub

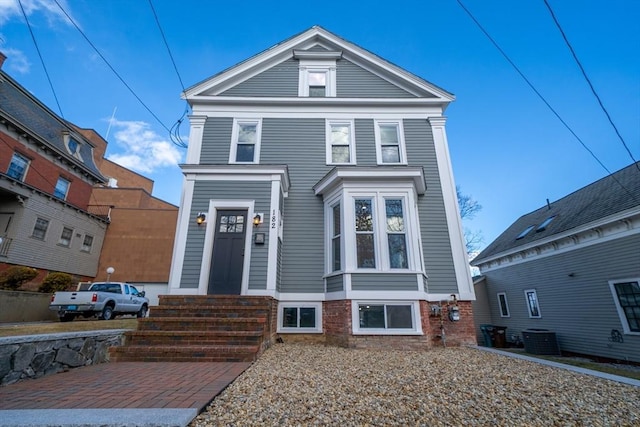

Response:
(0, 266), (38, 290)
(39, 272), (73, 293)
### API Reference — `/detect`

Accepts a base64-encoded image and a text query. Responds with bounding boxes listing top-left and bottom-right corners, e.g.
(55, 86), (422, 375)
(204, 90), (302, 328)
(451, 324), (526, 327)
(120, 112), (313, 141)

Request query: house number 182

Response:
(271, 210), (277, 229)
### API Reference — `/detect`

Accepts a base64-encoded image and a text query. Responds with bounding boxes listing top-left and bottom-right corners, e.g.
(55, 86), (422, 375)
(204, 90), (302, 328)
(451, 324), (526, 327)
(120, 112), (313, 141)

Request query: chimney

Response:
(0, 51), (6, 69)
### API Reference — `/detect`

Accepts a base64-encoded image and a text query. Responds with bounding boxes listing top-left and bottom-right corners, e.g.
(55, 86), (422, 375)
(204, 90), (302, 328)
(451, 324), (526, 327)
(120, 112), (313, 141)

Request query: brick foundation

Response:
(315, 299), (476, 350)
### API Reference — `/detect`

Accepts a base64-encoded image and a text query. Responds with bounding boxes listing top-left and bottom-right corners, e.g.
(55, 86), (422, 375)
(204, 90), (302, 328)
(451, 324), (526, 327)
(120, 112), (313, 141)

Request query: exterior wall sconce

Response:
(196, 213), (206, 225)
(253, 214), (262, 227)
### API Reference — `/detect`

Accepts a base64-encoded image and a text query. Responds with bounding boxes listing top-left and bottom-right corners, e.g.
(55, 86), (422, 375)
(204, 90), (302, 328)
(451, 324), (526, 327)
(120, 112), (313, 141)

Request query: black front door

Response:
(208, 210), (247, 295)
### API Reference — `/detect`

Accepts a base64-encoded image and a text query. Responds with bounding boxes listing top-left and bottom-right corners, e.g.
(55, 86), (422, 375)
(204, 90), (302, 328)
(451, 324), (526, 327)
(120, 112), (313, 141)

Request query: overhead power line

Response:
(52, 0), (172, 136)
(17, 0), (64, 118)
(148, 0), (188, 148)
(543, 0), (639, 171)
(455, 0), (638, 201)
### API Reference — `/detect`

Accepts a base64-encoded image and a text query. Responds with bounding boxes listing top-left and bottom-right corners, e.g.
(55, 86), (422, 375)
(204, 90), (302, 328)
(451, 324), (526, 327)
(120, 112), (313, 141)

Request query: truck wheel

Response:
(137, 305), (148, 318)
(59, 314), (75, 322)
(100, 305), (114, 320)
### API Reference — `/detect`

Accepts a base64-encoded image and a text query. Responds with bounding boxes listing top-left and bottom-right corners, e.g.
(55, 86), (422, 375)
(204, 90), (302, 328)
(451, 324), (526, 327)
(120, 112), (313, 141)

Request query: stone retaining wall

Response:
(0, 330), (126, 386)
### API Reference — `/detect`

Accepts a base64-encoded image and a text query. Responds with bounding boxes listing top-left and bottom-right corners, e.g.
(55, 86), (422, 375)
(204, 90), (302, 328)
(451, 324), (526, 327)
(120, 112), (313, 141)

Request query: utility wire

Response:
(52, 0), (172, 135)
(148, 0), (189, 148)
(17, 0), (64, 118)
(455, 0), (638, 201)
(543, 0), (639, 171)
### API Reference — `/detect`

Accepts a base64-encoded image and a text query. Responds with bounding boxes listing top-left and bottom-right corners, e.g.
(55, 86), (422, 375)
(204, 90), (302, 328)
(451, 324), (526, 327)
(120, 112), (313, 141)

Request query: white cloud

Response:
(0, 0), (73, 26)
(107, 119), (183, 174)
(0, 47), (30, 73)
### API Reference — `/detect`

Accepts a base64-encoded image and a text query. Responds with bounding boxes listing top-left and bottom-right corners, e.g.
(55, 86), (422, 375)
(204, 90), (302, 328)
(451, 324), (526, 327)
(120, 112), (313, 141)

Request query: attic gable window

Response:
(294, 50), (340, 98)
(229, 119), (262, 164)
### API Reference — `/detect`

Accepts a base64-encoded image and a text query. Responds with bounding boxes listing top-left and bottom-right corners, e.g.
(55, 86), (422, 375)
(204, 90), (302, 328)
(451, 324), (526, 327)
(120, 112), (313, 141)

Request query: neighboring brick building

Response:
(77, 127), (178, 305)
(0, 52), (109, 288)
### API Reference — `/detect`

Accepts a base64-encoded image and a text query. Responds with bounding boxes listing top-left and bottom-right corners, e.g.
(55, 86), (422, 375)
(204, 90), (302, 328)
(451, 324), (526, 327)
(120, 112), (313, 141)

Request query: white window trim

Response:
(229, 118), (262, 164)
(297, 59), (337, 97)
(55, 176), (70, 200)
(497, 292), (510, 317)
(347, 190), (418, 273)
(609, 278), (640, 335)
(524, 289), (542, 318)
(322, 183), (423, 275)
(277, 301), (323, 333)
(374, 120), (407, 165)
(326, 119), (356, 165)
(351, 300), (423, 335)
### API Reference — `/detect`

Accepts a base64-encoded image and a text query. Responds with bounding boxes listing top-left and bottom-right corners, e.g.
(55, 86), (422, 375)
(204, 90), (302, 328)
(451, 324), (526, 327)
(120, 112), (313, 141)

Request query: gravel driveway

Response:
(191, 343), (639, 426)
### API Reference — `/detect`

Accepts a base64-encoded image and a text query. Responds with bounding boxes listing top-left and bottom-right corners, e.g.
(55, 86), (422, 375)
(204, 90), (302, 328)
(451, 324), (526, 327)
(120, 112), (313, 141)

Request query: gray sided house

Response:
(169, 26), (475, 348)
(472, 162), (640, 362)
(0, 56), (108, 281)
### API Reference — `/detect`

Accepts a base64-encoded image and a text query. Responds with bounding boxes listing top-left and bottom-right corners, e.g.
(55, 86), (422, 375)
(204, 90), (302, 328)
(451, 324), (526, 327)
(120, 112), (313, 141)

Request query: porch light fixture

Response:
(196, 213), (206, 225)
(253, 214), (262, 227)
(106, 266), (115, 283)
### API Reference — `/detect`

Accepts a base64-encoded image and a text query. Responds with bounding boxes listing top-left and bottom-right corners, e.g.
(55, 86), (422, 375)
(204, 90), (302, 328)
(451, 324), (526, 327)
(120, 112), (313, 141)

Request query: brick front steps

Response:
(109, 295), (277, 362)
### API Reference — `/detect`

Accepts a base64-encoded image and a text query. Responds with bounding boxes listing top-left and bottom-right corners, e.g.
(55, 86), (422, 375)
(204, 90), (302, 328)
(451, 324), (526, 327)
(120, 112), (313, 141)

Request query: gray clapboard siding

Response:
(337, 59), (416, 98)
(483, 233), (640, 362)
(180, 181), (272, 289)
(354, 119), (376, 165)
(221, 59), (299, 97)
(404, 119), (458, 294)
(200, 117), (233, 164)
(351, 273), (419, 291)
(326, 275), (344, 292)
(7, 196), (105, 277)
(261, 118), (328, 293)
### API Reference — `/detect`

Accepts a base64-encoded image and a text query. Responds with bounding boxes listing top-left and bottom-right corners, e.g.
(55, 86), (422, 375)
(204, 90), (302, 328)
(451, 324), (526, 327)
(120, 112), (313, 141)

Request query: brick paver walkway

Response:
(0, 362), (250, 412)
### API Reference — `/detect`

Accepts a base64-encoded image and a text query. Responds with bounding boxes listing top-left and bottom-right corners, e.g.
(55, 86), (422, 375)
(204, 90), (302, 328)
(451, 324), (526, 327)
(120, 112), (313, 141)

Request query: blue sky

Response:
(1, 0), (638, 251)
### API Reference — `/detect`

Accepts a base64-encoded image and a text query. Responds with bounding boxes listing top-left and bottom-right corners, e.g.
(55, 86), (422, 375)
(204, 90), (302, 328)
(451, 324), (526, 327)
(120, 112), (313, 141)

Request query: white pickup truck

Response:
(49, 282), (149, 322)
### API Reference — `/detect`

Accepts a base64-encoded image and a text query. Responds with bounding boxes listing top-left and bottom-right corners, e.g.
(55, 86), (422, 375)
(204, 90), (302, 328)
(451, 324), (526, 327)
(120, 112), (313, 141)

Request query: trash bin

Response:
(493, 326), (507, 348)
(480, 324), (494, 347)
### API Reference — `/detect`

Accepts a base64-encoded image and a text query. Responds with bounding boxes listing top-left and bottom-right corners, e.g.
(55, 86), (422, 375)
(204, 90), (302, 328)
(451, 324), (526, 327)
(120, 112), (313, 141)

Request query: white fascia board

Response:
(189, 96), (448, 110)
(313, 166), (426, 196)
(475, 207), (640, 267)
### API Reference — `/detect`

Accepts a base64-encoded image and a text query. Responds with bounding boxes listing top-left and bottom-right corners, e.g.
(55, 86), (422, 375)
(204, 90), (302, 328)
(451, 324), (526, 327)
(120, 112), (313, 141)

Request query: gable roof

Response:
(0, 69), (105, 182)
(472, 162), (640, 264)
(183, 25), (454, 105)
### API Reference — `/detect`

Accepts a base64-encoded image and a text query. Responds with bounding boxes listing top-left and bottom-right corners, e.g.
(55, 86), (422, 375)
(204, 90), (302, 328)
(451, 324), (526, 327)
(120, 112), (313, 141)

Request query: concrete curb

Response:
(0, 408), (198, 427)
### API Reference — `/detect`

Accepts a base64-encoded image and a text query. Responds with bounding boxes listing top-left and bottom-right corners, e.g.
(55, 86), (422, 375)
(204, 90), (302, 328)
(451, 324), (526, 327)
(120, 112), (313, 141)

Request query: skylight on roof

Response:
(516, 225), (534, 240)
(536, 216), (555, 232)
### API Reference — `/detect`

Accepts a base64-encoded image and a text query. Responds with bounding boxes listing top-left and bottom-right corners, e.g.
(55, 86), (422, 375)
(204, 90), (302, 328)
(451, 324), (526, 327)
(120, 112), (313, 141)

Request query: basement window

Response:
(277, 302), (322, 333)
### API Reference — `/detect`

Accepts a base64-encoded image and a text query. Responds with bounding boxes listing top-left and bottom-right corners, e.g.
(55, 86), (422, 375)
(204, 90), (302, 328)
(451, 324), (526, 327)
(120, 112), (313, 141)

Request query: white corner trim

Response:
(428, 117), (475, 300)
(266, 180), (281, 291)
(168, 179), (194, 293)
(186, 115), (207, 164)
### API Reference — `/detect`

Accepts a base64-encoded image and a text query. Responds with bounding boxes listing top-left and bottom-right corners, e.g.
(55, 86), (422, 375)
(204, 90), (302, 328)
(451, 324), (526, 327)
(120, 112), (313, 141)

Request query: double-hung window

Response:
(326, 120), (355, 164)
(230, 119), (261, 164)
(54, 177), (70, 200)
(497, 292), (510, 317)
(7, 152), (30, 181)
(609, 279), (640, 334)
(331, 204), (342, 272)
(375, 121), (406, 164)
(353, 194), (413, 271)
(32, 217), (49, 240)
(58, 227), (73, 247)
(525, 289), (541, 318)
(81, 234), (94, 252)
